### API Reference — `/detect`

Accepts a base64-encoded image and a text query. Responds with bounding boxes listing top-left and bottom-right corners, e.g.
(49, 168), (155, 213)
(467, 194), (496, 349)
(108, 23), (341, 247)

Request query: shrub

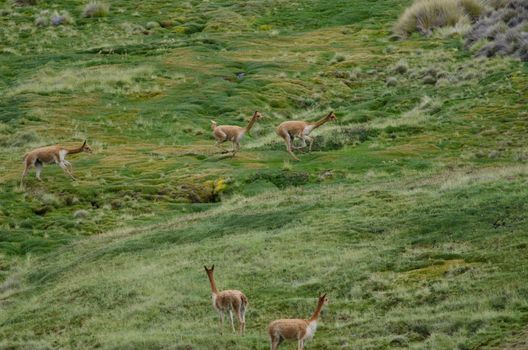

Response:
(465, 0), (528, 61)
(51, 10), (74, 26)
(394, 0), (486, 37)
(83, 1), (109, 18)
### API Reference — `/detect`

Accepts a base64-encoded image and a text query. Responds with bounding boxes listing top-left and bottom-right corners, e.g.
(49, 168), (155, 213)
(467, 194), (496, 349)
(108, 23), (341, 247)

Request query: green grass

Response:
(0, 0), (527, 348)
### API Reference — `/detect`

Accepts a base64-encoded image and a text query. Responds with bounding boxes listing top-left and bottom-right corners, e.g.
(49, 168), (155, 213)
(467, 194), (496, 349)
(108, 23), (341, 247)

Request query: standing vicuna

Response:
(268, 293), (328, 350)
(211, 111), (262, 156)
(276, 111), (337, 160)
(21, 140), (92, 185)
(204, 265), (248, 335)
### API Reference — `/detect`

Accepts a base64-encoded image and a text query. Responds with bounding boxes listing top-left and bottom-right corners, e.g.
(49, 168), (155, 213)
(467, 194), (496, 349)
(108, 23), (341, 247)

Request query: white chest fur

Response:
(59, 149), (68, 161)
(303, 125), (315, 135)
(304, 320), (317, 340)
(212, 294), (218, 309)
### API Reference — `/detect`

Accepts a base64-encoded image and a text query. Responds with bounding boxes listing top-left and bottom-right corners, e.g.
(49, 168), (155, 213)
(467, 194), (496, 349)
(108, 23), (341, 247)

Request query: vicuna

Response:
(276, 111), (337, 160)
(268, 293), (328, 350)
(21, 140), (92, 185)
(211, 111), (262, 156)
(204, 265), (248, 335)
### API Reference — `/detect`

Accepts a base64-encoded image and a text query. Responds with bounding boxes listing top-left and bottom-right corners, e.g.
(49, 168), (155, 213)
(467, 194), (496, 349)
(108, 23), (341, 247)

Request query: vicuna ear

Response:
(82, 140), (87, 146)
(211, 264), (214, 270)
(204, 265), (208, 271)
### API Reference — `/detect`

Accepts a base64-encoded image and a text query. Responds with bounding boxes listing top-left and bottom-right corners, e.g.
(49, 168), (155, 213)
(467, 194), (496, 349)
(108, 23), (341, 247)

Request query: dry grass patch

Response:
(9, 65), (159, 96)
(395, 0), (487, 37)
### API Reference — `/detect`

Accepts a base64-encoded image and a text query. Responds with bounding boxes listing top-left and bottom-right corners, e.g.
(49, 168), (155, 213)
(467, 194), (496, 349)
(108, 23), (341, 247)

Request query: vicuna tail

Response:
(211, 120), (217, 130)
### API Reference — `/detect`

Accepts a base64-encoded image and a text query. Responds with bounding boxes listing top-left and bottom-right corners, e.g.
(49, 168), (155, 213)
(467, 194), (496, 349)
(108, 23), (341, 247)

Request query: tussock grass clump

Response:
(73, 209), (89, 219)
(0, 7), (13, 16)
(34, 11), (49, 27)
(36, 10), (74, 27)
(465, 0), (528, 61)
(12, 0), (37, 6)
(395, 0), (486, 37)
(393, 59), (409, 74)
(329, 53), (346, 64)
(386, 76), (398, 86)
(51, 11), (74, 26)
(83, 1), (109, 18)
(145, 21), (160, 30)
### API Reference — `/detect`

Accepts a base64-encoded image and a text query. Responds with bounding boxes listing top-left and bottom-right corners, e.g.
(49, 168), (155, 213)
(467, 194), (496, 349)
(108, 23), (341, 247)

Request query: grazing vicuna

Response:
(204, 265), (248, 335)
(268, 293), (328, 350)
(21, 140), (92, 185)
(211, 111), (262, 156)
(276, 111), (337, 160)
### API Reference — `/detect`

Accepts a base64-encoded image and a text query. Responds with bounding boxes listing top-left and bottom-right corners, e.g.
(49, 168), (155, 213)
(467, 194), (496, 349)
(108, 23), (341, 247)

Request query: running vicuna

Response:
(268, 293), (328, 350)
(276, 111), (337, 160)
(21, 140), (92, 185)
(204, 265), (248, 335)
(211, 111), (262, 156)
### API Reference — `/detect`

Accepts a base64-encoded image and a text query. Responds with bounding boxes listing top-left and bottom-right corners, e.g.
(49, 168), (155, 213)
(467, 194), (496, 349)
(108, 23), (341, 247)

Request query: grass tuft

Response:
(83, 1), (109, 18)
(394, 0), (486, 37)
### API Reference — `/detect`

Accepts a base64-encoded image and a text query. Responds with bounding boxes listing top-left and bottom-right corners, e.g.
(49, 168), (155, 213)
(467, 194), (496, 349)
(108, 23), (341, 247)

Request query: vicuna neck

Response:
(244, 114), (258, 132)
(309, 301), (324, 322)
(65, 145), (83, 154)
(311, 115), (331, 129)
(206, 272), (219, 294)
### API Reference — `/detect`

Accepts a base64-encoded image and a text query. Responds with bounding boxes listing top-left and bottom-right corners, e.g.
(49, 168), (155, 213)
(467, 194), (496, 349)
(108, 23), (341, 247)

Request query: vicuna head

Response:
(326, 111), (337, 122)
(81, 140), (93, 153)
(318, 292), (329, 306)
(253, 111), (263, 120)
(204, 264), (215, 274)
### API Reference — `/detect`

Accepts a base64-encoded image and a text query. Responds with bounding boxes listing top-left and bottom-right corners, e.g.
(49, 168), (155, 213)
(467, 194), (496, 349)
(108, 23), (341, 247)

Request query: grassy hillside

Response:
(1, 0), (527, 349)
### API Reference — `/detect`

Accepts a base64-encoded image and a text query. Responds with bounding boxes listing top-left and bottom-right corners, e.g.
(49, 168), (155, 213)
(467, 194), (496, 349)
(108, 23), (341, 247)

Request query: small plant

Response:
(145, 21), (160, 30)
(34, 11), (49, 27)
(386, 76), (398, 87)
(393, 59), (408, 74)
(83, 1), (109, 18)
(74, 209), (89, 219)
(330, 54), (346, 64)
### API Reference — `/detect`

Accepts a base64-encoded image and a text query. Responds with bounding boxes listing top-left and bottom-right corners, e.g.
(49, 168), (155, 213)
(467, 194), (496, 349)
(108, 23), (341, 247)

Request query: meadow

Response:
(0, 0), (527, 349)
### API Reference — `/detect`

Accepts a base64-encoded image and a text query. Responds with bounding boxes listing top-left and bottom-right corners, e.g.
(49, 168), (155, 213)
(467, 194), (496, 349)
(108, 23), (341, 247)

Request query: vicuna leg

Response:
(239, 301), (246, 334)
(233, 302), (244, 335)
(64, 160), (73, 172)
(59, 162), (75, 180)
(214, 130), (229, 153)
(295, 135), (307, 149)
(35, 161), (43, 181)
(270, 336), (280, 350)
(306, 135), (314, 151)
(21, 158), (32, 186)
(298, 339), (304, 350)
(280, 131), (299, 160)
(219, 311), (225, 335)
(231, 141), (241, 157)
(228, 309), (236, 333)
